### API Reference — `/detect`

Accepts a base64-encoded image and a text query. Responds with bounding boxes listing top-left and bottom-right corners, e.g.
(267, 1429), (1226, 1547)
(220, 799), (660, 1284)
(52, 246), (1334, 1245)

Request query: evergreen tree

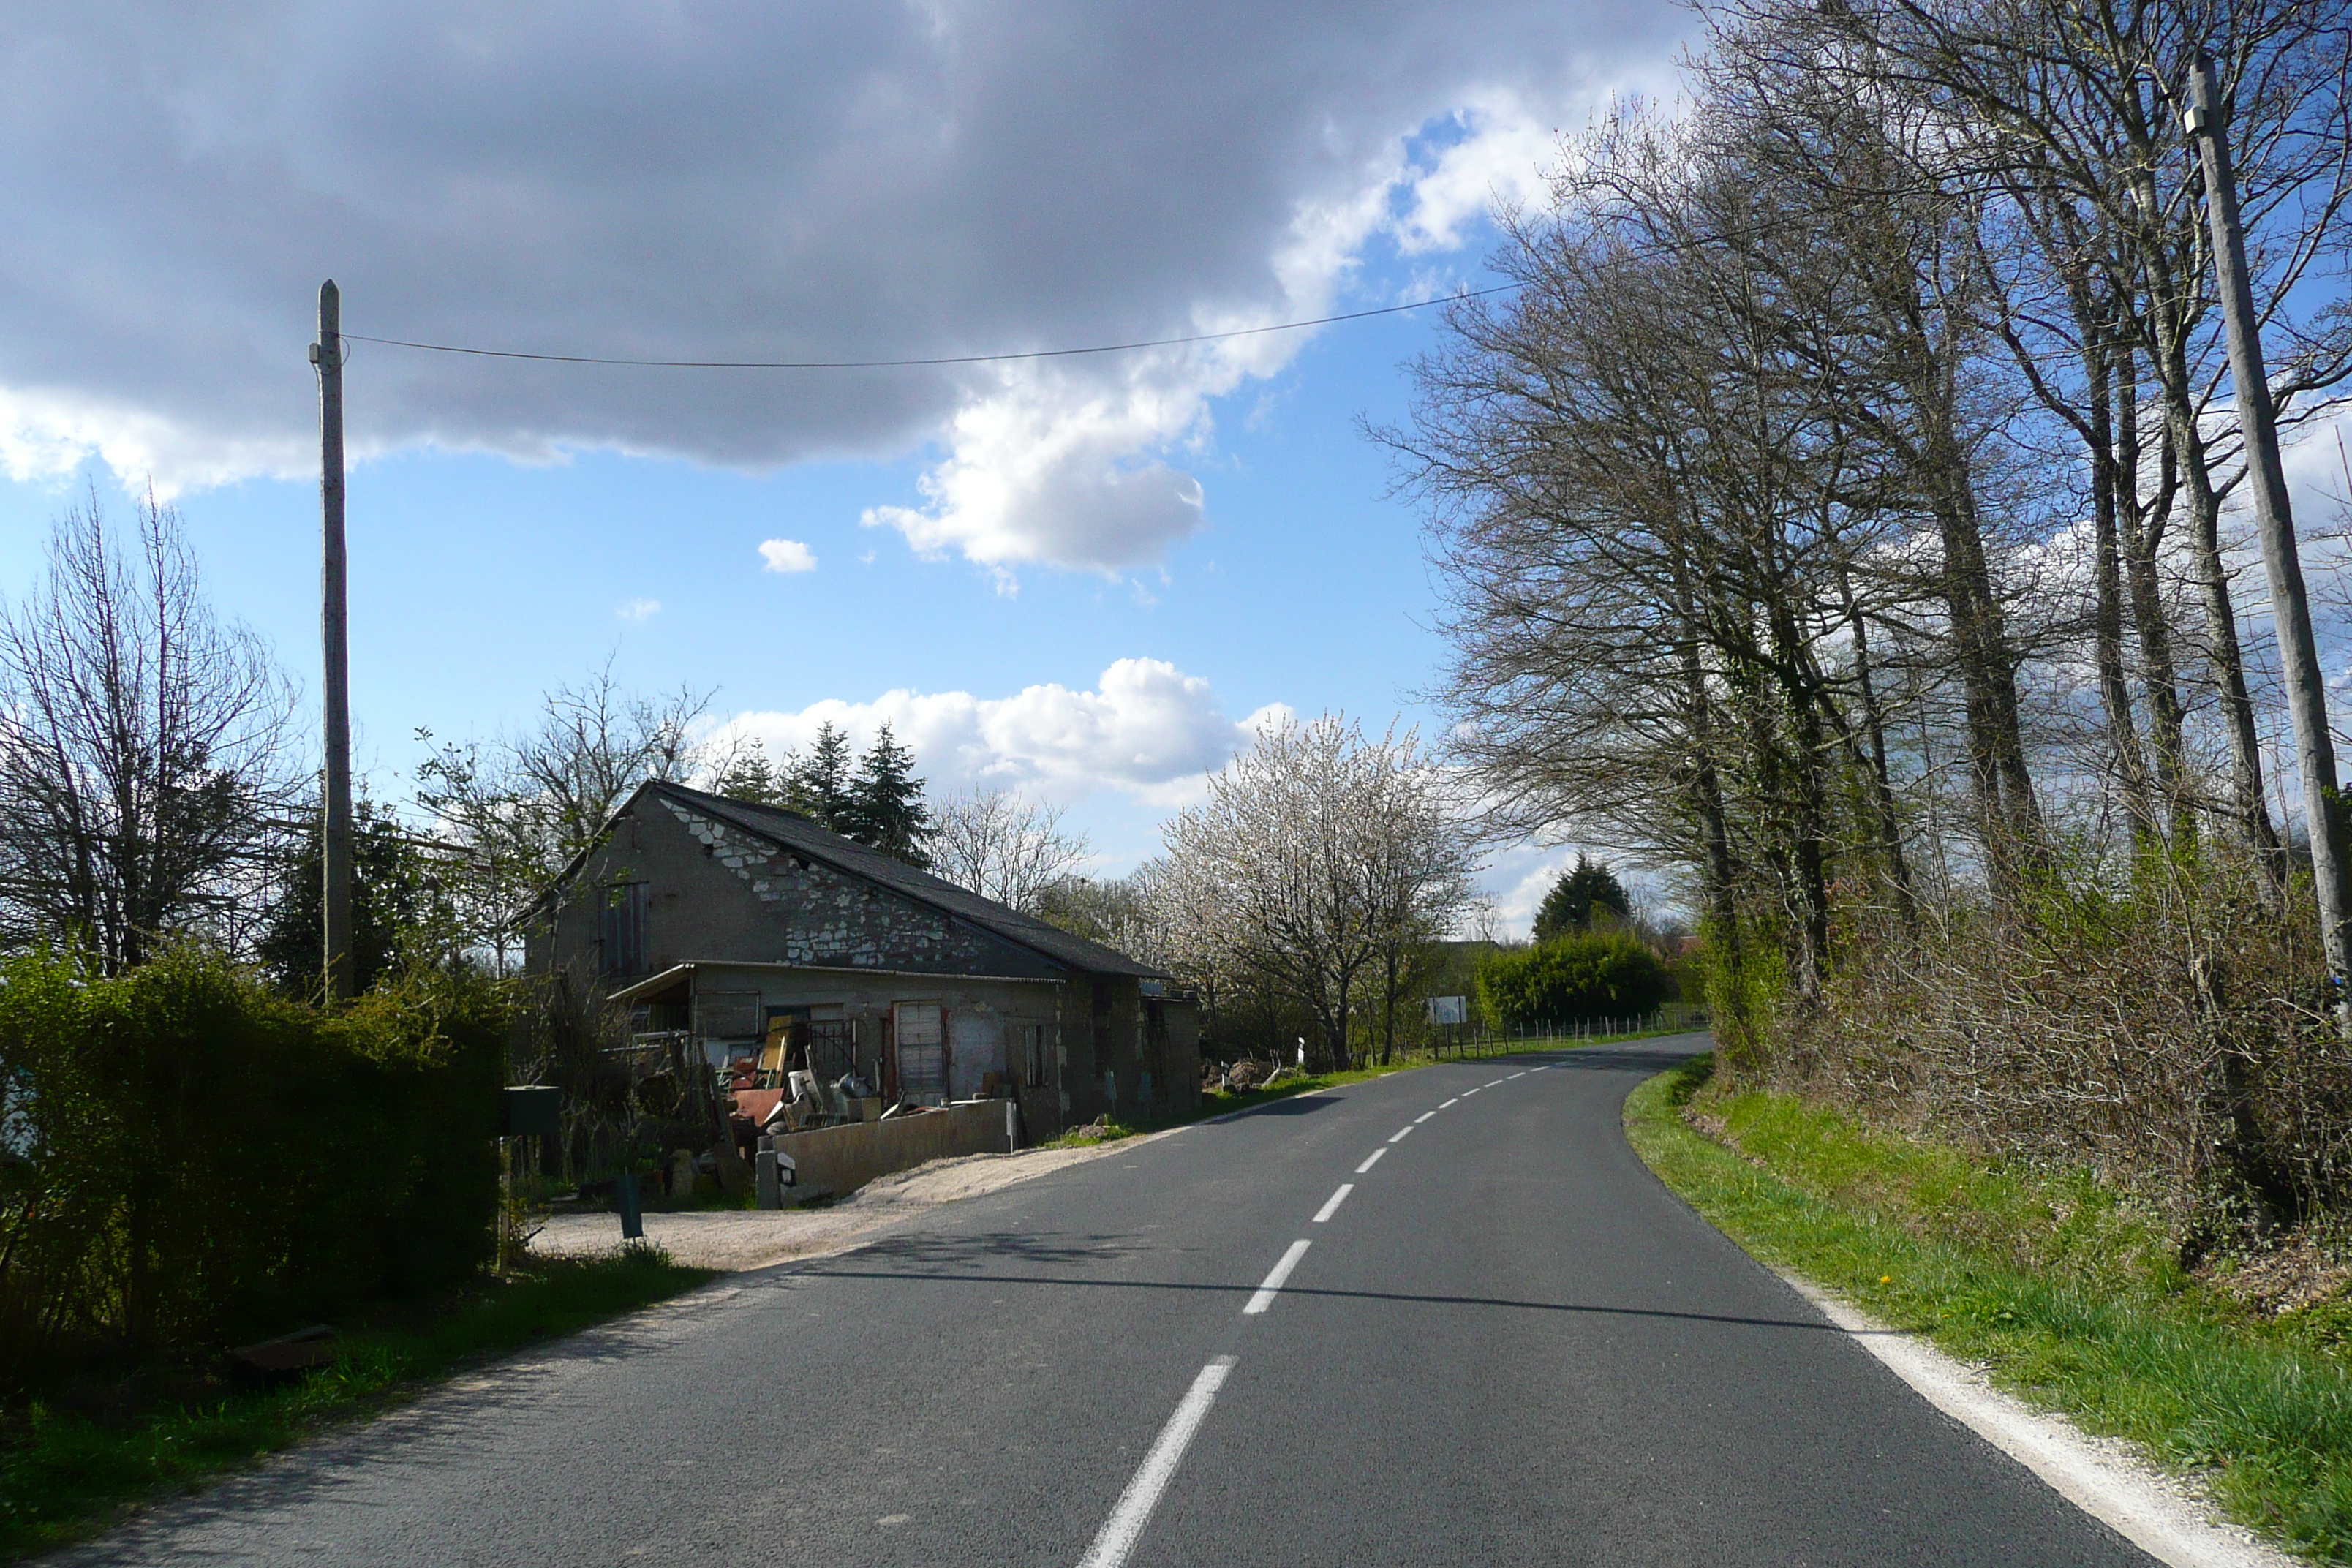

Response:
(256, 800), (451, 998)
(1533, 854), (1630, 943)
(843, 723), (934, 866)
(712, 739), (790, 807)
(783, 723), (857, 829)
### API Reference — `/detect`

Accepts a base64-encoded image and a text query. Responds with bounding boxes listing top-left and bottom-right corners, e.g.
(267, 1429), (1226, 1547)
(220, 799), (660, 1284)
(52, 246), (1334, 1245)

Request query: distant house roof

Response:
(633, 780), (1166, 980)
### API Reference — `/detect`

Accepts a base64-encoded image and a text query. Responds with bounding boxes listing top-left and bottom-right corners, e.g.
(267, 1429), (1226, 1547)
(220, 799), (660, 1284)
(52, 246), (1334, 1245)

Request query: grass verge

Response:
(1048, 1025), (1702, 1150)
(0, 1244), (715, 1561)
(1626, 1055), (2352, 1563)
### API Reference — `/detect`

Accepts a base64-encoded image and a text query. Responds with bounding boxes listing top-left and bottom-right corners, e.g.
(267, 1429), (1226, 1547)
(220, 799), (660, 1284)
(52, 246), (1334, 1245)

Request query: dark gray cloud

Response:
(0, 1), (1684, 559)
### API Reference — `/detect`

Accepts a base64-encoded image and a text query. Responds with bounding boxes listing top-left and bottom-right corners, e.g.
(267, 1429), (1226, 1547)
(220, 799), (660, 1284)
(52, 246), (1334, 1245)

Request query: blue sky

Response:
(0, 1), (1695, 930)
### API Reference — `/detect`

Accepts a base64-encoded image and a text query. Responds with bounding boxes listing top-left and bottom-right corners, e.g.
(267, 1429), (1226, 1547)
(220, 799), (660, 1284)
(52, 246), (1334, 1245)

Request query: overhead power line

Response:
(340, 284), (1514, 370)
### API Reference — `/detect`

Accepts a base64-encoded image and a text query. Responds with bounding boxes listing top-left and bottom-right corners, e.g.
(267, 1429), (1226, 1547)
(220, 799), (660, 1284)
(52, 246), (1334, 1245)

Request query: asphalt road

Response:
(69, 1034), (2159, 1567)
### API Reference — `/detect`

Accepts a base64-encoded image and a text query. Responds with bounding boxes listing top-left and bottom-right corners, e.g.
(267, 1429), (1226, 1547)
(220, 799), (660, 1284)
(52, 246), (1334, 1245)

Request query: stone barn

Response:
(524, 780), (1198, 1139)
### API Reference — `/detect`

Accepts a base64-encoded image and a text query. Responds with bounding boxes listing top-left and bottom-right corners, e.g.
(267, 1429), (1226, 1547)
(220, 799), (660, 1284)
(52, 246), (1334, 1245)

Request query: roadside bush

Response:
(0, 948), (505, 1390)
(1755, 847), (2352, 1246)
(1476, 930), (1667, 1030)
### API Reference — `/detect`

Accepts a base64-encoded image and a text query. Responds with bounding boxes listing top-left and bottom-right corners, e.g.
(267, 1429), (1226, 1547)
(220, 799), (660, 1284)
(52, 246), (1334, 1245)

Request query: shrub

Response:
(1476, 930), (1667, 1030)
(0, 948), (505, 1390)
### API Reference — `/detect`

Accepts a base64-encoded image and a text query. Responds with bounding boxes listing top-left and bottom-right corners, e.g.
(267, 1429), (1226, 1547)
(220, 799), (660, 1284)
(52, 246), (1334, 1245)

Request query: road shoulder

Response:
(1625, 1057), (2307, 1568)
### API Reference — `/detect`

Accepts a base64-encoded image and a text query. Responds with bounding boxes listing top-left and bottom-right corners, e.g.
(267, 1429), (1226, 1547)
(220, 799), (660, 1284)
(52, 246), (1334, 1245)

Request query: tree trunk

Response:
(2086, 323), (2153, 834)
(2143, 206), (2284, 878)
(2117, 343), (2193, 843)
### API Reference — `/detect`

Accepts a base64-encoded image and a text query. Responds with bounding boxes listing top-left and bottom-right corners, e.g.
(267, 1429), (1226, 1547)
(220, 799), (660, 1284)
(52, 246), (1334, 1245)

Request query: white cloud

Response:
(617, 596), (661, 622)
(0, 2), (1689, 569)
(712, 657), (1287, 806)
(758, 538), (817, 574)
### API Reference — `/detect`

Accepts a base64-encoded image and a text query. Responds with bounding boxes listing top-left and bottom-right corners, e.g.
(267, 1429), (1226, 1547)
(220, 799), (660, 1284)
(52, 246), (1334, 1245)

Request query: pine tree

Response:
(783, 723), (857, 829)
(1533, 854), (1630, 943)
(843, 723), (934, 866)
(256, 799), (449, 998)
(712, 739), (789, 807)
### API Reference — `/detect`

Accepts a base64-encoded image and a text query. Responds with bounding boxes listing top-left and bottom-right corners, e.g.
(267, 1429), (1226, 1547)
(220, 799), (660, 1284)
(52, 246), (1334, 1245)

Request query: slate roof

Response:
(638, 780), (1166, 980)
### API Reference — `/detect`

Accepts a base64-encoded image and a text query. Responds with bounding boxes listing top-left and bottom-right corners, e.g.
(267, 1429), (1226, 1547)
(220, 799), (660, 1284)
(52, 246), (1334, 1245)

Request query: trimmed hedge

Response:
(0, 949), (505, 1389)
(1476, 930), (1667, 1029)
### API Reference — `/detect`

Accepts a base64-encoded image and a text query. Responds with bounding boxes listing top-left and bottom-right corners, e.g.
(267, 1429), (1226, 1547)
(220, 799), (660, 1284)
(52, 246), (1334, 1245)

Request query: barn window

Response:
(598, 882), (649, 977)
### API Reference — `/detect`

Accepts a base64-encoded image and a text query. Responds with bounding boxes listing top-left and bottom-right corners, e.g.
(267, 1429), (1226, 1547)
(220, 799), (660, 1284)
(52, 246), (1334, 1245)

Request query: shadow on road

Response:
(790, 1250), (1851, 1337)
(849, 1230), (1152, 1270)
(1481, 1045), (1705, 1074)
(1213, 1094), (1343, 1120)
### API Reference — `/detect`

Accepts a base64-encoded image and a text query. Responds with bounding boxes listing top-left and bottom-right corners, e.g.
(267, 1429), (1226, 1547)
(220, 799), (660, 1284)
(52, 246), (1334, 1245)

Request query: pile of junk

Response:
(724, 1016), (897, 1151)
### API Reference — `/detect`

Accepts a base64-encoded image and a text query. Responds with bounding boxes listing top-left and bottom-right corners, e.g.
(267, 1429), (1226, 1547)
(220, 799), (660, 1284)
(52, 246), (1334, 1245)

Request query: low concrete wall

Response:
(772, 1100), (1014, 1197)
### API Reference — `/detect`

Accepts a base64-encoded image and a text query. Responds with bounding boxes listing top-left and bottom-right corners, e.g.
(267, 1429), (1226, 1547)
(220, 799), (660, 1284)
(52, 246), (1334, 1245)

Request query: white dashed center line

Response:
(1509, 1071), (1528, 1079)
(1243, 1240), (1312, 1315)
(1484, 1079), (1505, 1088)
(1075, 1355), (1237, 1568)
(1461, 1087), (1482, 1096)
(1441, 1097), (1460, 1107)
(1414, 1111), (1436, 1123)
(1354, 1147), (1387, 1174)
(1388, 1124), (1416, 1144)
(1311, 1183), (1354, 1223)
(1531, 1066), (1550, 1072)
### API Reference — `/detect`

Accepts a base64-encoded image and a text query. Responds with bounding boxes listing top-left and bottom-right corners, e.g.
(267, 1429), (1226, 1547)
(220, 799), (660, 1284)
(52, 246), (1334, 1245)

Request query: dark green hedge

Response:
(0, 949), (505, 1389)
(1476, 930), (1667, 1029)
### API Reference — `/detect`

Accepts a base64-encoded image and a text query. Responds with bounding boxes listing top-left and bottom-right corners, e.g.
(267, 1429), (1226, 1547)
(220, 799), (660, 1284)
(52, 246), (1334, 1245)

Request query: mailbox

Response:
(502, 1085), (562, 1139)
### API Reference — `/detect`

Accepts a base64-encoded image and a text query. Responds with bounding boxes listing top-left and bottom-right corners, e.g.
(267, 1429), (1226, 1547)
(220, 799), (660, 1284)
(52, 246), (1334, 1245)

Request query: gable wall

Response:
(527, 792), (1060, 981)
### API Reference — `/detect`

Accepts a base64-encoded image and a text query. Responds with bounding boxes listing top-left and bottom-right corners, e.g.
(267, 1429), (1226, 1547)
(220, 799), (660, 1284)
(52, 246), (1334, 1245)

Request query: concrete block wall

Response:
(770, 1100), (1014, 1196)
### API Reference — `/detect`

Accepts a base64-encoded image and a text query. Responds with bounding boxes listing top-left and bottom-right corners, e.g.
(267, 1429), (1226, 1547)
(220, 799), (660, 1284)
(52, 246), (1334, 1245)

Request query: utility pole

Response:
(312, 281), (354, 1003)
(2186, 53), (2352, 1019)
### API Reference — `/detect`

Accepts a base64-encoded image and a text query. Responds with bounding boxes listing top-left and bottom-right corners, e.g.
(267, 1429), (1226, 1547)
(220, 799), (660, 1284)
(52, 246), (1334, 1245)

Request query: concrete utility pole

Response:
(312, 281), (354, 1003)
(2186, 53), (2352, 1017)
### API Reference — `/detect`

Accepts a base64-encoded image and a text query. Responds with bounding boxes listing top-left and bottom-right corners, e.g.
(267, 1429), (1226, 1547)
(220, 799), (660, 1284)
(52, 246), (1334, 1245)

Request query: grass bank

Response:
(0, 1245), (715, 1561)
(1627, 1055), (2352, 1562)
(1050, 1024), (1700, 1150)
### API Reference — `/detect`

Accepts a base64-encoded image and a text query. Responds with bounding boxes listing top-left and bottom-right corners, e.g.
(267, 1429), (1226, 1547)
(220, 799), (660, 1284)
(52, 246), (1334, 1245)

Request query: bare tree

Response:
(929, 788), (1091, 912)
(0, 491), (295, 971)
(416, 657), (706, 964)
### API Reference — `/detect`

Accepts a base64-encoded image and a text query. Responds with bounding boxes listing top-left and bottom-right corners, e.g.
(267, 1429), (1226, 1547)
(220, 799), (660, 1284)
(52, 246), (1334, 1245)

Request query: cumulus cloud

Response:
(617, 597), (661, 621)
(758, 538), (818, 574)
(0, 2), (1686, 568)
(711, 657), (1287, 806)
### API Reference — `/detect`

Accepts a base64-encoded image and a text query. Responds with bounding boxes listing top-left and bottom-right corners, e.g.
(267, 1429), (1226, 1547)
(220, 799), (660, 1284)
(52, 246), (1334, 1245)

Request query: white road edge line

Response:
(1243, 1240), (1312, 1315)
(1414, 1111), (1437, 1123)
(1387, 1124), (1416, 1144)
(1441, 1097), (1460, 1107)
(1311, 1183), (1354, 1223)
(1074, 1354), (1238, 1568)
(1354, 1147), (1387, 1174)
(1782, 1274), (2291, 1568)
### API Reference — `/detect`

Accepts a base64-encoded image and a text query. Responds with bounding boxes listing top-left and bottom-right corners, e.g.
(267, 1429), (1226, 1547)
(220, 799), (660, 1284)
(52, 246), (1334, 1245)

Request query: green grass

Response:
(0, 1244), (715, 1561)
(1627, 1055), (2352, 1562)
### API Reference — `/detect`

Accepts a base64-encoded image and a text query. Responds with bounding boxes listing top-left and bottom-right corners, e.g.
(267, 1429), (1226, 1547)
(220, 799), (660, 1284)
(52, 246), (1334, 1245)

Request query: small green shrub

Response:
(1476, 930), (1666, 1029)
